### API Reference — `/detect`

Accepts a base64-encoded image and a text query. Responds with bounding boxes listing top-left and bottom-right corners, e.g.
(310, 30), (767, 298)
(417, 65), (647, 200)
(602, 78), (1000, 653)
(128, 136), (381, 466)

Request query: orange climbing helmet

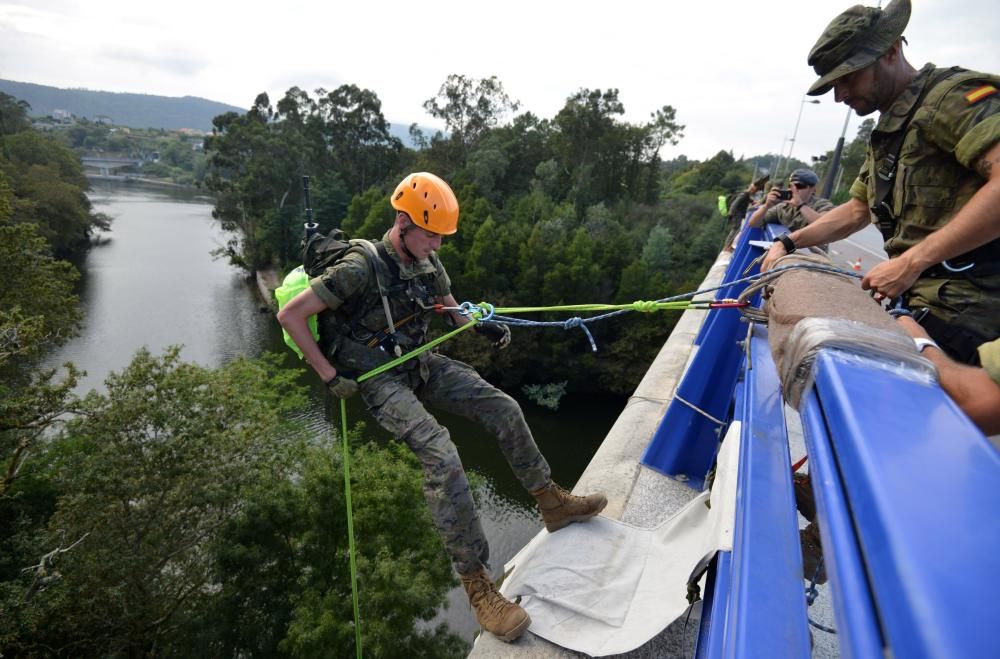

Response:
(390, 172), (459, 235)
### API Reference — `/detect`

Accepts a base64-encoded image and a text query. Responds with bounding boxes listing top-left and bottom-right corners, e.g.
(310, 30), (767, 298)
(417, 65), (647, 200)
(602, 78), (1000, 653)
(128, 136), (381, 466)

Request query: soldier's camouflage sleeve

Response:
(849, 159), (871, 204)
(979, 338), (1000, 387)
(924, 77), (1000, 169)
(308, 251), (371, 310)
(811, 197), (835, 213)
(764, 204), (782, 224)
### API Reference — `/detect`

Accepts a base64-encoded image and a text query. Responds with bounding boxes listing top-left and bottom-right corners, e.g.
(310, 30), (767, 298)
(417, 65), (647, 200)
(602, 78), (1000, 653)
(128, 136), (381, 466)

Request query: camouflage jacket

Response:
(308, 231), (451, 373)
(763, 194), (834, 233)
(849, 63), (1000, 258)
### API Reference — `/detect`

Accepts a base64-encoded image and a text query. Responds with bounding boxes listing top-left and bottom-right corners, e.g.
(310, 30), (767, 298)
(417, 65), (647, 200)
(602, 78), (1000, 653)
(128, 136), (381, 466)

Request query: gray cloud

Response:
(101, 46), (207, 77)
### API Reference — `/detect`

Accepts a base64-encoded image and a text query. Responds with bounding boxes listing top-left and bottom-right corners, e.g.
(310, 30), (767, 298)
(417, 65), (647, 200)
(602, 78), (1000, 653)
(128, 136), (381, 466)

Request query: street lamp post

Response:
(821, 108), (853, 199)
(772, 136), (790, 179)
(779, 98), (821, 179)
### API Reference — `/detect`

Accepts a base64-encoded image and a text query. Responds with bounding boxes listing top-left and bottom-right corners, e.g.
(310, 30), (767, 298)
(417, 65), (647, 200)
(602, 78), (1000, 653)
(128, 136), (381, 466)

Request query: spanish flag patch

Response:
(965, 85), (998, 104)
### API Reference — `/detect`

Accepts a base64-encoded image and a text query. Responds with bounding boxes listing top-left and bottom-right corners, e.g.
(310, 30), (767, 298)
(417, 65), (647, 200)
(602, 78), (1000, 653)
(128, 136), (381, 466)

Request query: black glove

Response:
(325, 374), (359, 399)
(474, 322), (511, 349)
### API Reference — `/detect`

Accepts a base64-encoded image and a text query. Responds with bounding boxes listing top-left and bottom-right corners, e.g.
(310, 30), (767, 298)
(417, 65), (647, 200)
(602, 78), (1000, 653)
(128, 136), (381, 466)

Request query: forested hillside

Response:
(0, 79), (245, 131)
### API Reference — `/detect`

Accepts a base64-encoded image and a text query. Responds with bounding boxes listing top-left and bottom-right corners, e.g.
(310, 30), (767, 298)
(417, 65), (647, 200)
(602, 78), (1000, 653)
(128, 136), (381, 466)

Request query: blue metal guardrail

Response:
(647, 221), (1000, 657)
(696, 325), (812, 658)
(640, 225), (765, 488)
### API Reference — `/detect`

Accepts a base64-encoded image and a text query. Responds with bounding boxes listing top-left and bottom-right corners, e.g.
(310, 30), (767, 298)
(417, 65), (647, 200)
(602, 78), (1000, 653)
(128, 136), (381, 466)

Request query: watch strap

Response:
(774, 233), (796, 254)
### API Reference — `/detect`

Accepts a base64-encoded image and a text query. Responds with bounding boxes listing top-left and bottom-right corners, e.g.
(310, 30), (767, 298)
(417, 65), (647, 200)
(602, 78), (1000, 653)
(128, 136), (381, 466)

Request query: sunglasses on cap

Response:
(791, 182), (812, 190)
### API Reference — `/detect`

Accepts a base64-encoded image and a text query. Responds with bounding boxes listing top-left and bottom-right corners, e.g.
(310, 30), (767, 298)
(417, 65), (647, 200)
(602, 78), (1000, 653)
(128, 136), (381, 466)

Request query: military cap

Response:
(790, 168), (820, 186)
(806, 0), (911, 96)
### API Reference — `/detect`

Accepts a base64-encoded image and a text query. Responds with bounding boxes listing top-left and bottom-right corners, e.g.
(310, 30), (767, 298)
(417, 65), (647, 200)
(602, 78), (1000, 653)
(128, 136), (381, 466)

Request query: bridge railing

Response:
(647, 223), (1000, 658)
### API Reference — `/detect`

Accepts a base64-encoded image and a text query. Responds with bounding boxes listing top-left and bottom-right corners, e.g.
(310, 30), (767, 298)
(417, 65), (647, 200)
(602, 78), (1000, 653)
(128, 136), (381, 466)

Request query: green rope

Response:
(341, 398), (362, 659)
(489, 300), (695, 315)
(338, 316), (482, 659)
(357, 316), (480, 383)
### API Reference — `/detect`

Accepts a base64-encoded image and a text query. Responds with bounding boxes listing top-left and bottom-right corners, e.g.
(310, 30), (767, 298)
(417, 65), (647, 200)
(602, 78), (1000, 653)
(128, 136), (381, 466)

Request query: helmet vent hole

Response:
(412, 182), (417, 189)
(433, 204), (437, 209)
(423, 210), (429, 223)
(424, 192), (428, 198)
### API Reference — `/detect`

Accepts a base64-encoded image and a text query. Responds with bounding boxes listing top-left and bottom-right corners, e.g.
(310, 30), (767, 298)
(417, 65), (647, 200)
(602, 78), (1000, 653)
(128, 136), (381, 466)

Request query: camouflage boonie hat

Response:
(807, 0), (911, 96)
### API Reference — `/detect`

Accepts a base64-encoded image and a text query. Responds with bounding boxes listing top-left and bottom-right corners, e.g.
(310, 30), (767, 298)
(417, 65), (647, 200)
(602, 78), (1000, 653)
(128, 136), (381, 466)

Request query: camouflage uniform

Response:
(762, 194), (835, 233)
(723, 190), (754, 248)
(848, 64), (1000, 362)
(309, 231), (551, 574)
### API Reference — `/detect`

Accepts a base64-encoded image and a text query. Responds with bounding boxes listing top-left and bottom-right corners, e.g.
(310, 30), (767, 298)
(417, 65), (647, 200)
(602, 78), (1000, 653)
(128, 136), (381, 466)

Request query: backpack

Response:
(274, 228), (396, 359)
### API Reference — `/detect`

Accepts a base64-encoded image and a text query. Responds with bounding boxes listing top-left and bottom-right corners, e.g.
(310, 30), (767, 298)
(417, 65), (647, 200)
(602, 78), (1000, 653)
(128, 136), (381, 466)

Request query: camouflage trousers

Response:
(359, 352), (551, 575)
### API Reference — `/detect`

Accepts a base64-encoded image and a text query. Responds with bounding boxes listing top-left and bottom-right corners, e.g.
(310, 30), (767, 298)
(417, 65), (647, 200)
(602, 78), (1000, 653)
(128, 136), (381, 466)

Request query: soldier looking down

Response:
(277, 172), (607, 643)
(761, 0), (1000, 363)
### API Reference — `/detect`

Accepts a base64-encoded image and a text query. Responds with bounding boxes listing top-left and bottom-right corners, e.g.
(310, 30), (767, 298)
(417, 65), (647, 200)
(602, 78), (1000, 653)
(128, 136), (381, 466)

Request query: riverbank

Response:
(87, 173), (197, 189)
(256, 269), (281, 310)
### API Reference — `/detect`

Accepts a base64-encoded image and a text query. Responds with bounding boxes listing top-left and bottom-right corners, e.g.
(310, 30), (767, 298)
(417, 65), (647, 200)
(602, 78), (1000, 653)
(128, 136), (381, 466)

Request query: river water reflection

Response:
(49, 179), (625, 641)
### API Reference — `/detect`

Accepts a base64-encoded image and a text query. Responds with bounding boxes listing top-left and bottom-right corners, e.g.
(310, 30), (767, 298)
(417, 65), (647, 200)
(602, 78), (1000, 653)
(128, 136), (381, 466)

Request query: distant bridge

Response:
(81, 156), (143, 176)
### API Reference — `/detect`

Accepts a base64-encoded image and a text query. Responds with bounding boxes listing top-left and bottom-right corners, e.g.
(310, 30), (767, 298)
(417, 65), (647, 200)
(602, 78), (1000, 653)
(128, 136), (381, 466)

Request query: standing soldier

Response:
(762, 0), (1000, 363)
(277, 172), (607, 643)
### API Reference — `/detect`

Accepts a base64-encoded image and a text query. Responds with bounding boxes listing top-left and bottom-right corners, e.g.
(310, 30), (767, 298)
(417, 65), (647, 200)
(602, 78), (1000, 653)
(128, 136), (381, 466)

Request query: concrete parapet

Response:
(468, 251), (733, 658)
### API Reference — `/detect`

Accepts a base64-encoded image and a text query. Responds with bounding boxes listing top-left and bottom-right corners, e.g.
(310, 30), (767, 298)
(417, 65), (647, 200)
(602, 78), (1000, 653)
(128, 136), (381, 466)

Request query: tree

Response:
(2, 349), (311, 657)
(317, 85), (402, 194)
(641, 223), (674, 276)
(203, 96), (292, 270)
(283, 443), (467, 659)
(0, 211), (84, 502)
(0, 93), (32, 136)
(1, 130), (110, 258)
(423, 75), (520, 154)
(204, 87), (402, 272)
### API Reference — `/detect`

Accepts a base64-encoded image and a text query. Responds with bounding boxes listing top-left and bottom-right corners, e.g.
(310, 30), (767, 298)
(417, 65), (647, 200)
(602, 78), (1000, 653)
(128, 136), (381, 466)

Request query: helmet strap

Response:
(397, 216), (418, 262)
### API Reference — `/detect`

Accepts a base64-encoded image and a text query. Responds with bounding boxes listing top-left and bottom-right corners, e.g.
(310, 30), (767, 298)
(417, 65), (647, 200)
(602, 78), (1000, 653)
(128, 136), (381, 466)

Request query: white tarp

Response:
(499, 423), (741, 656)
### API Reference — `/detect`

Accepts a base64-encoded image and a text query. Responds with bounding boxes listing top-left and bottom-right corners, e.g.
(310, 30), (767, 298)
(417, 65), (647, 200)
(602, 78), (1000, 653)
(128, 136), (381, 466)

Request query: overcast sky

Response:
(2, 0), (998, 163)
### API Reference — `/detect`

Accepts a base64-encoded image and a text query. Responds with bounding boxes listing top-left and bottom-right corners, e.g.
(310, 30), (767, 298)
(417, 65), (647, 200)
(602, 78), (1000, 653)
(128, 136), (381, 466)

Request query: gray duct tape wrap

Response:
(762, 254), (936, 408)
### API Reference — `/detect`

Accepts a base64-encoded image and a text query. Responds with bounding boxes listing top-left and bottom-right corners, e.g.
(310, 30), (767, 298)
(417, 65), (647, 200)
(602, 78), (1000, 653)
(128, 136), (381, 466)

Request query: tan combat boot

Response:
(460, 566), (531, 642)
(531, 482), (608, 532)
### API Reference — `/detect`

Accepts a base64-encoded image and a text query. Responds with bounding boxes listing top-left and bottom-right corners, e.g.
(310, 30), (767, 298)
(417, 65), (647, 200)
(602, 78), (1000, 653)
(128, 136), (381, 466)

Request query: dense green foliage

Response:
(0, 349), (466, 657)
(0, 93), (109, 258)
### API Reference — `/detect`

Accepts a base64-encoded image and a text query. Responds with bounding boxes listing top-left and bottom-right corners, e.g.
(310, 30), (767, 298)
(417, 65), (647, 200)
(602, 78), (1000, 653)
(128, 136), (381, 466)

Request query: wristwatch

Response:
(774, 233), (796, 254)
(913, 337), (939, 354)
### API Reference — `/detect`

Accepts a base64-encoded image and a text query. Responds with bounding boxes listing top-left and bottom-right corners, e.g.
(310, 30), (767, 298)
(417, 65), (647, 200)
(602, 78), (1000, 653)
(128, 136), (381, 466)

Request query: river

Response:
(48, 179), (626, 642)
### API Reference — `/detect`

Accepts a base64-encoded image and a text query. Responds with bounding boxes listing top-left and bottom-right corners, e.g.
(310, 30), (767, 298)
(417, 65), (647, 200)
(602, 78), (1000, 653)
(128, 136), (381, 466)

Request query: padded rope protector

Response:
(778, 318), (936, 408)
(764, 254), (936, 408)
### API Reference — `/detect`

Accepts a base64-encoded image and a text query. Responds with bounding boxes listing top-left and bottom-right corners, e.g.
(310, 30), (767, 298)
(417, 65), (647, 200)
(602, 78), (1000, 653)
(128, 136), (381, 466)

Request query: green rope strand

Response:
(489, 300), (695, 314)
(338, 316), (482, 659)
(341, 398), (362, 659)
(357, 316), (480, 383)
